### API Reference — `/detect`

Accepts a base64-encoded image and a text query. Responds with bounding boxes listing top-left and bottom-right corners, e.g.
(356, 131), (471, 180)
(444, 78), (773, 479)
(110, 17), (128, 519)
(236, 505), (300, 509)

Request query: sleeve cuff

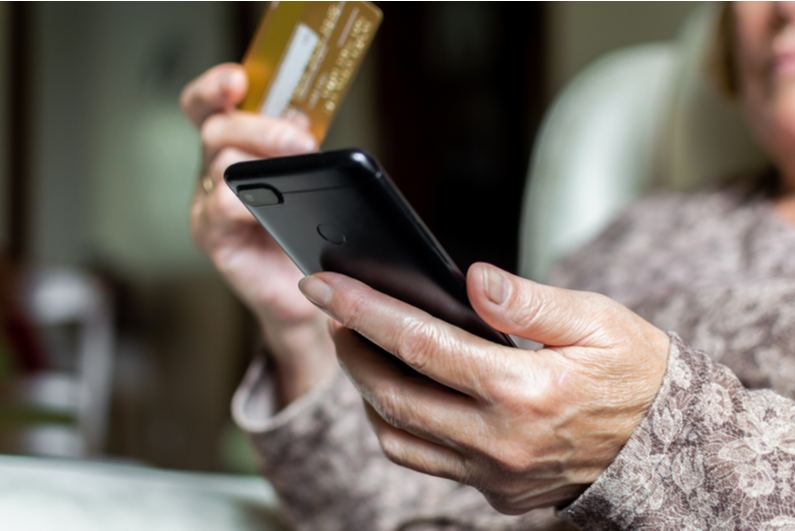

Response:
(558, 332), (702, 527)
(231, 353), (343, 435)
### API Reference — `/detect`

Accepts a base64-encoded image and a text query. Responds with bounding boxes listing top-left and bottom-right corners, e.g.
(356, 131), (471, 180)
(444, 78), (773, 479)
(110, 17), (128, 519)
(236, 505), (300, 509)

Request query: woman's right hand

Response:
(181, 63), (337, 405)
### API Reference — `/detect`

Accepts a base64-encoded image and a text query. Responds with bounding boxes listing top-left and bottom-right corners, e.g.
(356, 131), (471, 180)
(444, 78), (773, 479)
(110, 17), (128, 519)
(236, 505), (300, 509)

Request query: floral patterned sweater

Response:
(234, 186), (795, 530)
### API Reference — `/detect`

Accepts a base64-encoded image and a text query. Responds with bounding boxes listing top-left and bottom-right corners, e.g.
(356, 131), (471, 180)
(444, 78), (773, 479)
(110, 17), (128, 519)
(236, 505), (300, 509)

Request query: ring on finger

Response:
(201, 175), (215, 195)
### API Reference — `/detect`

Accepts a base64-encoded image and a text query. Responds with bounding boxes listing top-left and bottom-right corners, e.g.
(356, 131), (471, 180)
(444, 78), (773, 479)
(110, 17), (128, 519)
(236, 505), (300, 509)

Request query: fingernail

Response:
(218, 70), (244, 95)
(218, 72), (232, 93)
(282, 132), (317, 154)
(284, 135), (315, 153)
(298, 276), (331, 308)
(483, 264), (509, 305)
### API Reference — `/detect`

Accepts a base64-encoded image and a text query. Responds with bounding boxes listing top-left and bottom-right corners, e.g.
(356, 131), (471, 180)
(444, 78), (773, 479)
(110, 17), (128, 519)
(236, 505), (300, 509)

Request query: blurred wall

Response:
(547, 1), (703, 97)
(31, 3), (94, 267)
(322, 48), (383, 158)
(30, 3), (231, 277)
(0, 3), (8, 249)
(23, 3), (252, 471)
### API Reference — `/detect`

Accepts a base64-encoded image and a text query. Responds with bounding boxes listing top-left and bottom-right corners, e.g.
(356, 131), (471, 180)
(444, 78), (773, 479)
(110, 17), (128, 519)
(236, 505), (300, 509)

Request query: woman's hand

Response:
(181, 63), (336, 405)
(297, 263), (670, 514)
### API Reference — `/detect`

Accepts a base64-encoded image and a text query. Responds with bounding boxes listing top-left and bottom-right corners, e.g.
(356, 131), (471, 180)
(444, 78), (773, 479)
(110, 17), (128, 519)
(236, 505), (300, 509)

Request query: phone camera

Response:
(239, 185), (282, 207)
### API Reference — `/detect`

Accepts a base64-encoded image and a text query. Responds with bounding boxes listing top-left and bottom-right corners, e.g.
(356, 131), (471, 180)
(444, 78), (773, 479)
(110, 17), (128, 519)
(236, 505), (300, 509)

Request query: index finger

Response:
(181, 63), (248, 128)
(298, 272), (515, 399)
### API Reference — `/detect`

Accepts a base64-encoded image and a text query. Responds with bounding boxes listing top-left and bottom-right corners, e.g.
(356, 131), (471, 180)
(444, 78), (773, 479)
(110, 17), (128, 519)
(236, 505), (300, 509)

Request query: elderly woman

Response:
(183, 2), (795, 529)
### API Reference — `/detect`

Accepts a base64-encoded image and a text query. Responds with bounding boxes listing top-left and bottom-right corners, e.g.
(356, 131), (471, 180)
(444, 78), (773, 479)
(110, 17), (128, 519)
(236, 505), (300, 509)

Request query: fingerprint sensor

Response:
(317, 223), (346, 245)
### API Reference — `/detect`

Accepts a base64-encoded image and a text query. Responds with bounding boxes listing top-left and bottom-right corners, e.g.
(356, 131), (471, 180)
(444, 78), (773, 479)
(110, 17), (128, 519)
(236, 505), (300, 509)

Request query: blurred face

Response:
(735, 2), (795, 176)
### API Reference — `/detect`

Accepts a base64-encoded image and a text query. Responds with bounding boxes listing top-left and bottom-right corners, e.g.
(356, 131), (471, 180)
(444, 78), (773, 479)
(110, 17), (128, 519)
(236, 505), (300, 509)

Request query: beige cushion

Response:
(520, 5), (769, 282)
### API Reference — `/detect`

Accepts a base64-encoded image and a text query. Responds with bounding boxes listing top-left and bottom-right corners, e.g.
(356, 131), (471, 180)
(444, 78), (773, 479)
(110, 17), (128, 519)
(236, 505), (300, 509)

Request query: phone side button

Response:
(317, 224), (346, 245)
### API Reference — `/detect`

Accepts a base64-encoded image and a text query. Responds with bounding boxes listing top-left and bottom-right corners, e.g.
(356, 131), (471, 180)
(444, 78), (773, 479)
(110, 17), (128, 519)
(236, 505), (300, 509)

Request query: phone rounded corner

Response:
(345, 149), (381, 175)
(223, 160), (247, 187)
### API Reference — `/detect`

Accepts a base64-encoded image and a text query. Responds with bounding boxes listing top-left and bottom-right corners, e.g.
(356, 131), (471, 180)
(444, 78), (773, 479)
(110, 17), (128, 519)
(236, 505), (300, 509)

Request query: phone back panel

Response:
(225, 150), (514, 347)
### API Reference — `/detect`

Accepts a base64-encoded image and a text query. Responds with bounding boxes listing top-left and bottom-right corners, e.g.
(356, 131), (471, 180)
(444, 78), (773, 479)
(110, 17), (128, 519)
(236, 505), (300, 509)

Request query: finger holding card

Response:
(241, 1), (383, 145)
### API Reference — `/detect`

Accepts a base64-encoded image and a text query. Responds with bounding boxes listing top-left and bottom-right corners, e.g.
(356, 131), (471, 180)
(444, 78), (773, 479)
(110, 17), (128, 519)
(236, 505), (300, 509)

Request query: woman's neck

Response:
(773, 164), (795, 224)
(775, 194), (795, 225)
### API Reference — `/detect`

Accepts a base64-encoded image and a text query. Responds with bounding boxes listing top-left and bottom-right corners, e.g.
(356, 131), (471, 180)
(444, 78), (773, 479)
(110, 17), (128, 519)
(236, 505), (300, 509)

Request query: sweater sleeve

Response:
(232, 356), (572, 531)
(560, 333), (795, 529)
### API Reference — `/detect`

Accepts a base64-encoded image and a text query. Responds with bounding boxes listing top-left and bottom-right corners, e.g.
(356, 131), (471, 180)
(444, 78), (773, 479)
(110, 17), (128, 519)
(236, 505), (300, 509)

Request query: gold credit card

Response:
(240, 1), (383, 144)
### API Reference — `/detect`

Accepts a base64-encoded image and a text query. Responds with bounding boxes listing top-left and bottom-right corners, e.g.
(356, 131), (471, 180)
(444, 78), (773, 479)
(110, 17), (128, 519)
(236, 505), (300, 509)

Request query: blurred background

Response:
(0, 1), (703, 474)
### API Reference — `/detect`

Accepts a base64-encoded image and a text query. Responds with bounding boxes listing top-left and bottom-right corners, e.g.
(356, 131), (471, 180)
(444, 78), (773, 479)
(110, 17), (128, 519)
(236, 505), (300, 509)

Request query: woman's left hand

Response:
(297, 262), (670, 514)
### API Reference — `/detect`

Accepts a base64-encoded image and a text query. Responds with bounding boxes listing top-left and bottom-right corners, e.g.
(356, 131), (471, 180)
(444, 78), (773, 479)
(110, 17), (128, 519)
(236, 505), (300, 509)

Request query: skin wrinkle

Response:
(332, 283), (371, 333)
(379, 383), (468, 450)
(484, 403), (577, 482)
(502, 478), (571, 507)
(393, 316), (443, 375)
(567, 303), (616, 349)
(498, 282), (603, 349)
(330, 274), (501, 399)
(556, 407), (633, 469)
(333, 329), (387, 404)
(421, 406), (491, 457)
(520, 326), (659, 486)
(392, 312), (504, 400)
(471, 347), (522, 406)
(368, 404), (464, 480)
(336, 326), (481, 454)
(371, 404), (477, 486)
(507, 286), (549, 337)
(487, 371), (547, 418)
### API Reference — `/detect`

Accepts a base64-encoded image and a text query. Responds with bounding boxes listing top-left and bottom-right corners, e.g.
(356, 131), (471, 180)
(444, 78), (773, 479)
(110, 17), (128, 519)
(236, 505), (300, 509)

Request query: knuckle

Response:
(512, 284), (548, 328)
(477, 373), (503, 403)
(393, 318), (437, 369)
(485, 441), (535, 477)
(200, 114), (227, 150)
(373, 384), (407, 431)
(475, 472), (536, 513)
(490, 363), (547, 409)
(338, 288), (371, 330)
(459, 461), (533, 515)
(378, 432), (407, 467)
(482, 489), (527, 516)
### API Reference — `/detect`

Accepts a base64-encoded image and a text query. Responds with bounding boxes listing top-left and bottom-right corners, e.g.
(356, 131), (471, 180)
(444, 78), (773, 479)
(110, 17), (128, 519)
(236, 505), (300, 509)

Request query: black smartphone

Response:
(224, 149), (515, 347)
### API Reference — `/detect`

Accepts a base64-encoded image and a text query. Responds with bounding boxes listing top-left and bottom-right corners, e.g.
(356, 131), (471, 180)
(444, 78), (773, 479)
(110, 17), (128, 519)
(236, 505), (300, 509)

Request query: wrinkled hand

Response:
(297, 263), (669, 514)
(181, 63), (335, 404)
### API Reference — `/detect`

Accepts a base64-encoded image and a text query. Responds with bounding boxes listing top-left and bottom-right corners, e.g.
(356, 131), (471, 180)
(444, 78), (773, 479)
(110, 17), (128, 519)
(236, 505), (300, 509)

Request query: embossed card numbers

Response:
(240, 1), (383, 144)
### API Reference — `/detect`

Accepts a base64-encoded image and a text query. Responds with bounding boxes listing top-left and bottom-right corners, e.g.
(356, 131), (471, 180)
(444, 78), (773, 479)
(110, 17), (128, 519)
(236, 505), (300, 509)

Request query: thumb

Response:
(466, 262), (616, 348)
(181, 63), (249, 128)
